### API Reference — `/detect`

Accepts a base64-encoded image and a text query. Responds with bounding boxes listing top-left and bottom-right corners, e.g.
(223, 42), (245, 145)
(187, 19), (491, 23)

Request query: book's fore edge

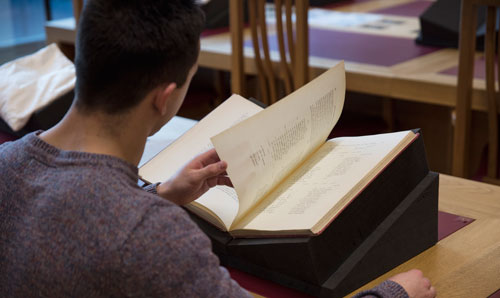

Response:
(313, 131), (421, 236)
(186, 210), (234, 248)
(185, 202), (229, 232)
(228, 228), (315, 239)
(247, 97), (268, 109)
(139, 94), (264, 179)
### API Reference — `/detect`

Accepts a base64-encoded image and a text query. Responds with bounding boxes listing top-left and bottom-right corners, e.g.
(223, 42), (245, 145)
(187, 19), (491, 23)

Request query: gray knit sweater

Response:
(0, 132), (407, 298)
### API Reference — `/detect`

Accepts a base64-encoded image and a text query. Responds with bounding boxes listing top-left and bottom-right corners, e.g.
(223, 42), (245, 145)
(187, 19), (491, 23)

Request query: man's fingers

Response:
(206, 175), (232, 188)
(196, 148), (221, 166)
(429, 286), (436, 297)
(422, 277), (431, 289)
(197, 160), (227, 181)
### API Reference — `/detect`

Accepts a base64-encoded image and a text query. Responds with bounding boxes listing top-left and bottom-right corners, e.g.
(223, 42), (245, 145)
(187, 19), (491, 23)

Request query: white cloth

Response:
(0, 43), (75, 131)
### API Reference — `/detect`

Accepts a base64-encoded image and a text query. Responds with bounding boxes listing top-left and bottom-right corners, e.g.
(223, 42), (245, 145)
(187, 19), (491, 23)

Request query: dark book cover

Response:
(189, 131), (439, 297)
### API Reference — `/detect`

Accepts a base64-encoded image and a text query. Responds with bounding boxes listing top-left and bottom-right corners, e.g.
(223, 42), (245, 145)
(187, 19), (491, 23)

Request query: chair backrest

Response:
(453, 0), (499, 184)
(230, 0), (309, 105)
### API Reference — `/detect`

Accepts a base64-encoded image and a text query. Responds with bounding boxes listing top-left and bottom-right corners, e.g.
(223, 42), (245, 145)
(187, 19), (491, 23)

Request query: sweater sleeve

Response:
(142, 182), (160, 194)
(117, 203), (251, 298)
(352, 280), (409, 298)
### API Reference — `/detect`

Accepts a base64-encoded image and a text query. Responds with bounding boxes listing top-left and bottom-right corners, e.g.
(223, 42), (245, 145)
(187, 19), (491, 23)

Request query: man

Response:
(0, 0), (435, 297)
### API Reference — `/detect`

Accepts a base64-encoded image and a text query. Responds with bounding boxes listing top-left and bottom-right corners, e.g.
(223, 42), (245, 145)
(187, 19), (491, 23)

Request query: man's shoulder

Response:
(0, 136), (27, 163)
(0, 136), (34, 189)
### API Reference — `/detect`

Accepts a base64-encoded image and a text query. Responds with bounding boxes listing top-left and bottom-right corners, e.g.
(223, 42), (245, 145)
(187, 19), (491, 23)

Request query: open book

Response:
(139, 61), (417, 237)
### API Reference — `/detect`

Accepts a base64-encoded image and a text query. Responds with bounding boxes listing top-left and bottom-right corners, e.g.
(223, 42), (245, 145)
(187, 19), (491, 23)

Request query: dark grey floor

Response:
(0, 41), (47, 65)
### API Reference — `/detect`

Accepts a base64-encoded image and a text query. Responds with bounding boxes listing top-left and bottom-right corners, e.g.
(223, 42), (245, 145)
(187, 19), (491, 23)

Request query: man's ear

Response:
(154, 83), (177, 116)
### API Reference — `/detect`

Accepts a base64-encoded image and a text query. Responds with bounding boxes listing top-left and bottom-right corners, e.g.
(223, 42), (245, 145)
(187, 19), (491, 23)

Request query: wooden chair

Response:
(230, 0), (309, 105)
(452, 0), (500, 184)
(43, 0), (83, 23)
(72, 0), (84, 25)
(45, 0), (83, 60)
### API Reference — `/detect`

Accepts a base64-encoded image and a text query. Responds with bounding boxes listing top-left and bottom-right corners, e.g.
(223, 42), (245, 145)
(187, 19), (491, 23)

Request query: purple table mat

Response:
(201, 27), (229, 37)
(245, 28), (439, 66)
(490, 289), (500, 298)
(205, 0), (440, 67)
(0, 131), (17, 144)
(440, 56), (498, 80)
(438, 211), (474, 241)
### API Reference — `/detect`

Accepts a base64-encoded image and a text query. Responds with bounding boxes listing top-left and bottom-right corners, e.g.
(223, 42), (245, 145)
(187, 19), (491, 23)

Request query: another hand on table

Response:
(390, 269), (436, 298)
(156, 148), (232, 205)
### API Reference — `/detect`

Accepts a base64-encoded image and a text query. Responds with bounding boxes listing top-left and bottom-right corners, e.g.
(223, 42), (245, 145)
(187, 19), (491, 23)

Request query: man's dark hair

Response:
(74, 0), (205, 114)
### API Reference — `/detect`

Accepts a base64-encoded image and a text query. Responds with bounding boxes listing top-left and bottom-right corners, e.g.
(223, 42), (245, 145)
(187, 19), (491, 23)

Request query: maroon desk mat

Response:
(322, 0), (372, 9)
(229, 211), (475, 298)
(201, 27), (229, 37)
(0, 131), (17, 145)
(490, 289), (500, 298)
(244, 28), (439, 66)
(439, 56), (498, 80)
(437, 211), (474, 240)
(373, 0), (433, 17)
(228, 267), (314, 298)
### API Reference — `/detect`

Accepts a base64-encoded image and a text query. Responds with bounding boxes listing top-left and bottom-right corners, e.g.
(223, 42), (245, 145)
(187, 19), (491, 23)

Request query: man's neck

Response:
(40, 106), (150, 166)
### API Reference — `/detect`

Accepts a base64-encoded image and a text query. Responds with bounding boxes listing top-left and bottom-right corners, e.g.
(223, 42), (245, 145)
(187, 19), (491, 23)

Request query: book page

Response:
(139, 116), (197, 168)
(232, 131), (414, 235)
(139, 95), (263, 229)
(211, 62), (345, 228)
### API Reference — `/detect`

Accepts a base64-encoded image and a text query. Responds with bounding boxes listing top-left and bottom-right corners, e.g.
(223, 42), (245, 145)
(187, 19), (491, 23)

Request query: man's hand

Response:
(389, 269), (436, 298)
(156, 149), (232, 205)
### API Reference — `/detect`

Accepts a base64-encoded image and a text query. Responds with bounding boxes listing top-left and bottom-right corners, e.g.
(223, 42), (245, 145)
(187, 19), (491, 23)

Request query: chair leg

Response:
(56, 43), (75, 61)
(452, 0), (477, 178)
(212, 70), (227, 107)
(483, 6), (499, 184)
(44, 0), (52, 21)
(482, 140), (500, 185)
(382, 98), (395, 132)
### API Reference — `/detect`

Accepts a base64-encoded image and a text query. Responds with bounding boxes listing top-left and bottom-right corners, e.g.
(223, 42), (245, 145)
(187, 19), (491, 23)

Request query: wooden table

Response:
(343, 174), (500, 297)
(199, 0), (492, 113)
(45, 0), (492, 113)
(145, 117), (500, 297)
